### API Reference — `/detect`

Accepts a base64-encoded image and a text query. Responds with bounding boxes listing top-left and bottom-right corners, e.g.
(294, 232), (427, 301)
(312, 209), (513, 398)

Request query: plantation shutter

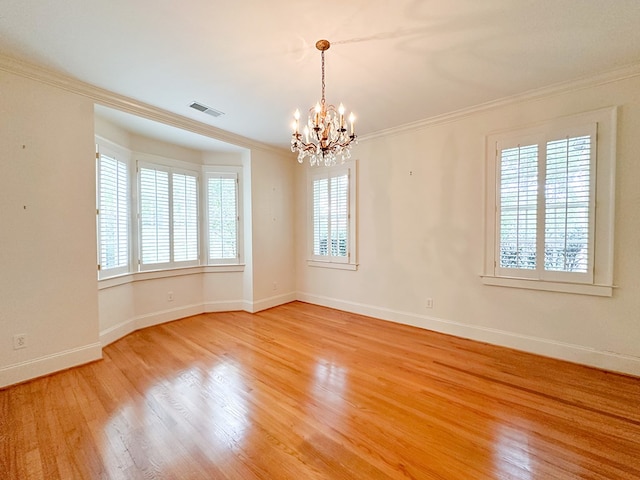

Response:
(330, 174), (349, 257)
(173, 172), (199, 262)
(97, 151), (129, 273)
(495, 124), (596, 283)
(207, 174), (238, 261)
(498, 144), (538, 271)
(313, 177), (329, 256)
(544, 134), (593, 274)
(312, 170), (349, 262)
(139, 166), (170, 265)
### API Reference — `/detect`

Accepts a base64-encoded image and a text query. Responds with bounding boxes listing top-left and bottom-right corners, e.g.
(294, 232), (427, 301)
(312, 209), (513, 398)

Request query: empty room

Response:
(1, 1), (640, 479)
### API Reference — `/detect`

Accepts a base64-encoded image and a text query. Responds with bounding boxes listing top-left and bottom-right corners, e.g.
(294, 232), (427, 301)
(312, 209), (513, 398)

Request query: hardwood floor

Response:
(2, 301), (639, 479)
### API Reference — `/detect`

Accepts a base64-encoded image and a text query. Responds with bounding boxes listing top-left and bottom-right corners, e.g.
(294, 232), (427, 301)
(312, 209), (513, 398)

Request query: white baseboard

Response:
(135, 303), (205, 331)
(297, 292), (640, 377)
(204, 300), (245, 312)
(101, 303), (206, 347)
(248, 292), (297, 313)
(100, 318), (138, 347)
(99, 293), (296, 347)
(0, 343), (102, 389)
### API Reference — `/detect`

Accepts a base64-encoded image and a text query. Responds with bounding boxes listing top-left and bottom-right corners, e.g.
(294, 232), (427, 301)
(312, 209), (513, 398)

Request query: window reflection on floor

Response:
(202, 361), (251, 447)
(493, 425), (534, 479)
(309, 358), (348, 426)
(101, 361), (251, 477)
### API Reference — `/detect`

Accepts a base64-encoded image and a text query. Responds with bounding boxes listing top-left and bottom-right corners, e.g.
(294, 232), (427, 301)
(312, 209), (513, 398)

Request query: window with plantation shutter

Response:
(140, 166), (170, 265)
(308, 162), (357, 269)
(484, 108), (616, 296)
(313, 177), (329, 256)
(138, 163), (199, 270)
(544, 135), (592, 274)
(96, 143), (130, 278)
(173, 173), (199, 262)
(499, 143), (538, 272)
(96, 140), (245, 279)
(205, 170), (240, 263)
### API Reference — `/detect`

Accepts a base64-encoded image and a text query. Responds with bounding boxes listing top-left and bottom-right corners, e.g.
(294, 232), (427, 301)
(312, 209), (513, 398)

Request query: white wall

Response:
(130, 134), (202, 165)
(296, 73), (640, 376)
(248, 149), (297, 311)
(0, 71), (101, 388)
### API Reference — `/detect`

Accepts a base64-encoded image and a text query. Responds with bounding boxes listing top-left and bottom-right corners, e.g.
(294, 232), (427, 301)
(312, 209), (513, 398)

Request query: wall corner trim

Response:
(245, 292), (298, 314)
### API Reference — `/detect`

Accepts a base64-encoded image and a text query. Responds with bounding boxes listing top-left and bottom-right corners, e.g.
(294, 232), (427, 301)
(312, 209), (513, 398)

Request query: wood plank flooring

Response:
(2, 301), (640, 479)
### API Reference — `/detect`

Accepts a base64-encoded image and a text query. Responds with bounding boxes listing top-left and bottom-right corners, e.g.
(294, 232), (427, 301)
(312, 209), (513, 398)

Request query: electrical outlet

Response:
(426, 298), (433, 309)
(273, 282), (278, 291)
(13, 334), (27, 350)
(167, 291), (174, 302)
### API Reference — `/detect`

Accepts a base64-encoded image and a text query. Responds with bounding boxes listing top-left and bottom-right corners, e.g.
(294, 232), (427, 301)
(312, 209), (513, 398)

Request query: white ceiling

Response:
(2, 0), (640, 152)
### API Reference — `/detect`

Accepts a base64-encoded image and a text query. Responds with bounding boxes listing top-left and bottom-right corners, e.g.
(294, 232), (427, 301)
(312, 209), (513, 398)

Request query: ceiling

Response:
(1, 0), (640, 152)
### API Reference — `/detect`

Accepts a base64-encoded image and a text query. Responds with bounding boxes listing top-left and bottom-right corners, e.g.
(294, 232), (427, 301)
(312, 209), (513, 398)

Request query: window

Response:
(138, 163), (199, 270)
(172, 172), (199, 262)
(204, 168), (242, 264)
(483, 107), (616, 296)
(96, 139), (245, 280)
(308, 162), (357, 269)
(96, 141), (130, 279)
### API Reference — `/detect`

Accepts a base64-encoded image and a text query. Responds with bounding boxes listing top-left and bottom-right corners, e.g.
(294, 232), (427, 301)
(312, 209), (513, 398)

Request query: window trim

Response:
(203, 166), (243, 266)
(482, 107), (616, 296)
(96, 138), (132, 280)
(307, 160), (358, 270)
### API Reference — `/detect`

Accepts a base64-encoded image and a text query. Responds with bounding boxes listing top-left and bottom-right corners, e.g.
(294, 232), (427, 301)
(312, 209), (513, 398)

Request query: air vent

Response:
(189, 101), (224, 118)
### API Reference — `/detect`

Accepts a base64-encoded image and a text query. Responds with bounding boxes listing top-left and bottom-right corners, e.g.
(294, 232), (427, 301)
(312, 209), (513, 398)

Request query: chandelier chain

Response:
(321, 50), (326, 108)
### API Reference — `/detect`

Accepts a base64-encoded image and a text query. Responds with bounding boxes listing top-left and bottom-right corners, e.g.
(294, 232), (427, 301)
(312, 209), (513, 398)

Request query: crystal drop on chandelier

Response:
(291, 39), (357, 166)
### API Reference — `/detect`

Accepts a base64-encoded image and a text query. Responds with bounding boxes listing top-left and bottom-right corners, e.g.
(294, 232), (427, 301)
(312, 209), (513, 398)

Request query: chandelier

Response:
(291, 39), (357, 166)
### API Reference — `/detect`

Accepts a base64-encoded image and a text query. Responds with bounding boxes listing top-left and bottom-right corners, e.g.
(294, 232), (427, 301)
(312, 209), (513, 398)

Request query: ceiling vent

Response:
(189, 101), (224, 118)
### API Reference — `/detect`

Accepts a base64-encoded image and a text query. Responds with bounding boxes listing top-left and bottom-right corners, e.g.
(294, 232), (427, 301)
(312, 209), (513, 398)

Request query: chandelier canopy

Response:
(291, 39), (357, 167)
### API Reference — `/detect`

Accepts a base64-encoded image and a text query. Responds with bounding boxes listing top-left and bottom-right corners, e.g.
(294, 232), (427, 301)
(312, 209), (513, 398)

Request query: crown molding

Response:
(360, 62), (640, 143)
(0, 53), (287, 155)
(4, 52), (639, 152)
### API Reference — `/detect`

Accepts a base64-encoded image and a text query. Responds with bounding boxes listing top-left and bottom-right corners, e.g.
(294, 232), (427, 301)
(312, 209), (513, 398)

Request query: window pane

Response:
(330, 174), (349, 257)
(499, 144), (538, 270)
(313, 178), (329, 256)
(173, 173), (199, 262)
(98, 154), (128, 270)
(313, 173), (349, 259)
(208, 176), (238, 260)
(544, 135), (591, 273)
(140, 167), (170, 264)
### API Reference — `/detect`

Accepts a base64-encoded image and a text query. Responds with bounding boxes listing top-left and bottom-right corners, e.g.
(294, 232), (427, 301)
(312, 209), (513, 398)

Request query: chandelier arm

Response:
(292, 136), (320, 153)
(320, 137), (356, 151)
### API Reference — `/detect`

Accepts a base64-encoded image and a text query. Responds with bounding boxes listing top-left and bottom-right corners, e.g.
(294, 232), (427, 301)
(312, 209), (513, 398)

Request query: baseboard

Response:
(101, 303), (206, 347)
(100, 318), (138, 347)
(135, 303), (205, 331)
(99, 295), (295, 347)
(296, 292), (640, 377)
(0, 343), (102, 389)
(247, 292), (297, 313)
(204, 300), (245, 312)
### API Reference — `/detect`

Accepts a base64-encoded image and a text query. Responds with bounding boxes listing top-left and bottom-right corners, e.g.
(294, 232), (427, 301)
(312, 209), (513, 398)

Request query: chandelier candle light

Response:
(291, 39), (357, 166)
